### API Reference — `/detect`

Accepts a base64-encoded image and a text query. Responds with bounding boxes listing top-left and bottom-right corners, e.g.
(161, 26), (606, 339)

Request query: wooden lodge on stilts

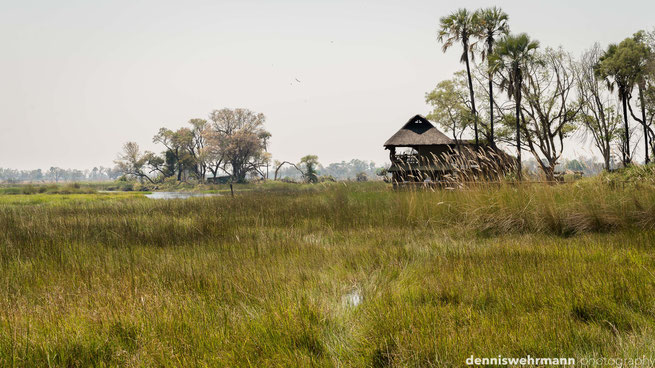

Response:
(384, 115), (516, 187)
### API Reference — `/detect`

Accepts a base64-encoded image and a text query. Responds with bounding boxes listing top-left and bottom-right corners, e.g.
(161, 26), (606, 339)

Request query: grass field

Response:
(1, 178), (655, 366)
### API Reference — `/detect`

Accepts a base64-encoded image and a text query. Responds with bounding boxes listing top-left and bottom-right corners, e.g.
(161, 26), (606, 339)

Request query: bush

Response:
(600, 164), (655, 186)
(21, 185), (37, 195)
(118, 182), (134, 191)
(135, 184), (149, 192)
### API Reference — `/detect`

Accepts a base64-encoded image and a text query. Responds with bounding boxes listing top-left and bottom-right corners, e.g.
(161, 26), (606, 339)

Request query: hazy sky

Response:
(2, 0), (654, 169)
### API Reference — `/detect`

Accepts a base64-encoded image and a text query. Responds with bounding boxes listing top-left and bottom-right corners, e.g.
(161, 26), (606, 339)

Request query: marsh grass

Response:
(1, 179), (655, 366)
(0, 183), (97, 196)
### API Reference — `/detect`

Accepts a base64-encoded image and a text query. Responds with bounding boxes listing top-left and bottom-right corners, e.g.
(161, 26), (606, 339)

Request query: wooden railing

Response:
(392, 180), (570, 190)
(391, 154), (420, 165)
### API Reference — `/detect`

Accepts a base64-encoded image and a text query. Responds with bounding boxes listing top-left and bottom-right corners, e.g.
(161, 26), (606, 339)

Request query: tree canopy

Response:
(117, 108), (271, 184)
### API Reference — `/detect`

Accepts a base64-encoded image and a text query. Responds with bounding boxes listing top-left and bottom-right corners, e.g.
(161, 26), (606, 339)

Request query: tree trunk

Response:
(545, 164), (555, 182)
(604, 140), (611, 171)
(175, 148), (182, 181)
(515, 71), (522, 181)
(488, 39), (494, 146)
(274, 161), (305, 180)
(489, 76), (494, 146)
(463, 44), (479, 147)
(232, 162), (244, 183)
(640, 85), (649, 164)
(621, 93), (630, 166)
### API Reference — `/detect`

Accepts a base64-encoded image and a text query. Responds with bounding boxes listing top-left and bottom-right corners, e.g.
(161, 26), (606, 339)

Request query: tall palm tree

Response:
(596, 43), (633, 166)
(595, 36), (649, 167)
(438, 9), (482, 147)
(621, 32), (651, 165)
(474, 7), (509, 147)
(489, 33), (540, 180)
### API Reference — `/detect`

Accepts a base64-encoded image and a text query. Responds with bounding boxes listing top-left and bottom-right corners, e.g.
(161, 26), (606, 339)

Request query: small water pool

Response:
(145, 192), (220, 199)
(342, 290), (362, 307)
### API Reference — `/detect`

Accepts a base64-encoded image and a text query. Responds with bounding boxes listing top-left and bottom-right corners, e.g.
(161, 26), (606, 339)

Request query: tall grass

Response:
(3, 179), (654, 248)
(0, 183), (96, 195)
(1, 180), (655, 366)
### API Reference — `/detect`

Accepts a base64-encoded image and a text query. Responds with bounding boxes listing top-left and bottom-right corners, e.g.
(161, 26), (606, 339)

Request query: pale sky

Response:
(1, 0), (654, 169)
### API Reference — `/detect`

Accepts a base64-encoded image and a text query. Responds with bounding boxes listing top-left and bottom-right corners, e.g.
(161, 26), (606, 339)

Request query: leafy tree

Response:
(174, 127), (197, 181)
(438, 9), (483, 146)
(625, 31), (655, 163)
(520, 48), (580, 181)
(144, 152), (168, 179)
(153, 128), (186, 180)
(425, 71), (475, 143)
(147, 109), (271, 183)
(375, 167), (389, 178)
(474, 7), (509, 145)
(153, 121), (221, 181)
(207, 108), (271, 183)
(615, 124), (640, 165)
(576, 44), (623, 171)
(47, 167), (65, 183)
(467, 62), (506, 143)
(273, 160), (305, 181)
(114, 142), (155, 184)
(489, 33), (540, 179)
(564, 159), (585, 172)
(203, 128), (226, 180)
(318, 160), (381, 180)
(299, 155), (320, 183)
(186, 118), (210, 179)
(161, 149), (176, 178)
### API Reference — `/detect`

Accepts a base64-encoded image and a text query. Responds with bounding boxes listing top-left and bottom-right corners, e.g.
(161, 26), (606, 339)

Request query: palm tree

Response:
(438, 9), (482, 147)
(600, 32), (652, 166)
(596, 43), (635, 167)
(474, 7), (509, 147)
(489, 33), (540, 180)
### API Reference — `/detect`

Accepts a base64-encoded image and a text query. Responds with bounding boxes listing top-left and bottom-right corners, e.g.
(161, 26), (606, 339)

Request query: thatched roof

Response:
(384, 115), (454, 147)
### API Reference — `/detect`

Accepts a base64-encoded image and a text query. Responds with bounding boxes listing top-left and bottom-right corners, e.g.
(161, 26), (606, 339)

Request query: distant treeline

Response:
(0, 167), (122, 183)
(523, 157), (605, 177)
(0, 156), (606, 184)
(0, 161), (384, 183)
(274, 159), (386, 181)
(0, 160), (387, 183)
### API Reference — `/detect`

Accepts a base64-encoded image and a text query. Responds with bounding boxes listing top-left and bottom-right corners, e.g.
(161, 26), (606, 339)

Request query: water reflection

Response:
(145, 192), (220, 199)
(343, 290), (362, 307)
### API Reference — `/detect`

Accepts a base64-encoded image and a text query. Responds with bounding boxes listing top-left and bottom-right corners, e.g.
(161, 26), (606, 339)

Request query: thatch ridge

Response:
(384, 115), (454, 147)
